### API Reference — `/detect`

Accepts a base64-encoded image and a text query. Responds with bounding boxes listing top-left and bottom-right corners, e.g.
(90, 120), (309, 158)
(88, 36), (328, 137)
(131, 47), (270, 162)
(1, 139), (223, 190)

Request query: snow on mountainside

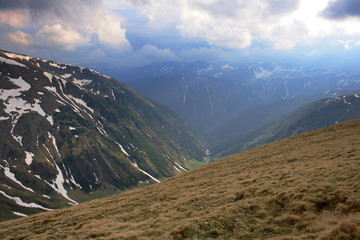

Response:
(0, 50), (208, 221)
(93, 61), (360, 132)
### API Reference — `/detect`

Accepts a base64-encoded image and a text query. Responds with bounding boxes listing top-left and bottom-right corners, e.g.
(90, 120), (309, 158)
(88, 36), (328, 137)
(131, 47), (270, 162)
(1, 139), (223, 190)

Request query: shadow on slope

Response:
(212, 94), (360, 160)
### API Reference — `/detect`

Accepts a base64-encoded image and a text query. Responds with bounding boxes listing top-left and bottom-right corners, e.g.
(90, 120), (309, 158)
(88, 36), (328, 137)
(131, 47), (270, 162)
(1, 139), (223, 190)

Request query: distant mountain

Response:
(91, 61), (360, 132)
(209, 97), (309, 144)
(1, 118), (360, 239)
(212, 94), (360, 159)
(0, 50), (208, 221)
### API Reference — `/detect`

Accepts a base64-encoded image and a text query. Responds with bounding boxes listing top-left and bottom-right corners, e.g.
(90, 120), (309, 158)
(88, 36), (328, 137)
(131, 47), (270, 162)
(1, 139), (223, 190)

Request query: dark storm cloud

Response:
(322, 0), (360, 19)
(0, 0), (100, 24)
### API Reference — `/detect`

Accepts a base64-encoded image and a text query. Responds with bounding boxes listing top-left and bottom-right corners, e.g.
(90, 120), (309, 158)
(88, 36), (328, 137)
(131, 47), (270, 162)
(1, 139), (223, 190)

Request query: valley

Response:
(0, 50), (360, 240)
(2, 0), (360, 239)
(0, 119), (359, 239)
(92, 62), (360, 133)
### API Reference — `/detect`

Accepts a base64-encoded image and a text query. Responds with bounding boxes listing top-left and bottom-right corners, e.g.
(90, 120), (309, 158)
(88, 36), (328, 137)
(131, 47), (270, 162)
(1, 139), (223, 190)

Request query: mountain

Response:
(212, 94), (360, 159)
(1, 119), (360, 239)
(209, 97), (309, 144)
(0, 50), (208, 221)
(91, 61), (360, 132)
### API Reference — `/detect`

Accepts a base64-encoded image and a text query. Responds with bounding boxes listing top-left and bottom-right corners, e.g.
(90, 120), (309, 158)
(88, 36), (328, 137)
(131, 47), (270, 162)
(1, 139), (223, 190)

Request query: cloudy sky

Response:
(1, 0), (360, 70)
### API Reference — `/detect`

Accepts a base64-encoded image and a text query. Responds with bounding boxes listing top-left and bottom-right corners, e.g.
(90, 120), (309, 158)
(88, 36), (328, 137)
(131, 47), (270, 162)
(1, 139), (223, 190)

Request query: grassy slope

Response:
(0, 119), (360, 239)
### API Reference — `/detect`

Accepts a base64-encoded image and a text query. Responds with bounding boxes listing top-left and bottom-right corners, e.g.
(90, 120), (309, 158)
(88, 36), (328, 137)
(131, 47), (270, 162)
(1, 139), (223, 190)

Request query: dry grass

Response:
(1, 119), (360, 239)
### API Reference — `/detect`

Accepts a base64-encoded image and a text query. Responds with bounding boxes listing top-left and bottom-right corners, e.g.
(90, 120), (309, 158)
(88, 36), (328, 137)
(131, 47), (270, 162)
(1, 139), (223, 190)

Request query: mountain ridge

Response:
(0, 50), (208, 221)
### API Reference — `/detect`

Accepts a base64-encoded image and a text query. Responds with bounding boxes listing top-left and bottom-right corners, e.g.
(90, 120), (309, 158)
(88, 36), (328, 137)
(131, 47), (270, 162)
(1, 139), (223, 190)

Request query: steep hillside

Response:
(1, 119), (360, 239)
(212, 94), (360, 159)
(209, 97), (308, 144)
(0, 50), (208, 221)
(92, 61), (360, 132)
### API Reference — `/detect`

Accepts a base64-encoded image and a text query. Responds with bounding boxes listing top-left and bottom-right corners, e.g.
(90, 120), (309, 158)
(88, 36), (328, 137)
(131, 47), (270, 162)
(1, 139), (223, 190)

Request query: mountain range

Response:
(1, 49), (360, 224)
(91, 61), (360, 133)
(0, 50), (208, 221)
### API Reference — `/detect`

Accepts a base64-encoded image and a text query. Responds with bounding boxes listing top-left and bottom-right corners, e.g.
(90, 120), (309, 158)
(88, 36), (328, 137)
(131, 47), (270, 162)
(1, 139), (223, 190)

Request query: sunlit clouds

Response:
(1, 0), (360, 68)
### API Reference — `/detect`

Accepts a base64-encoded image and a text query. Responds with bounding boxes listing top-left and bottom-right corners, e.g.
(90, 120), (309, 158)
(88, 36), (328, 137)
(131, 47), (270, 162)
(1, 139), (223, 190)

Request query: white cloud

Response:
(91, 9), (131, 51)
(0, 10), (30, 28)
(136, 44), (177, 60)
(123, 0), (360, 50)
(7, 30), (34, 47)
(337, 40), (360, 50)
(35, 24), (90, 51)
(178, 7), (252, 48)
(2, 0), (360, 66)
(124, 0), (303, 49)
(0, 0), (131, 52)
(266, 20), (309, 50)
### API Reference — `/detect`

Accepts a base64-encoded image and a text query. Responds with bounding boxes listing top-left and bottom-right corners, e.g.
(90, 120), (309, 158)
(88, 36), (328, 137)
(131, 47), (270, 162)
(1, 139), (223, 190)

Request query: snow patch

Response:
(0, 165), (34, 193)
(283, 81), (289, 100)
(254, 66), (273, 79)
(89, 68), (111, 78)
(198, 65), (213, 74)
(2, 52), (34, 61)
(131, 161), (160, 183)
(0, 77), (49, 135)
(45, 161), (78, 205)
(13, 211), (28, 217)
(73, 79), (92, 86)
(115, 142), (130, 156)
(24, 151), (34, 166)
(174, 165), (181, 172)
(48, 132), (61, 158)
(46, 115), (54, 125)
(111, 89), (116, 100)
(43, 72), (53, 82)
(66, 95), (94, 113)
(0, 190), (51, 211)
(175, 162), (187, 172)
(0, 56), (26, 68)
(68, 169), (82, 189)
(60, 73), (72, 78)
(183, 85), (188, 104)
(49, 62), (66, 69)
(222, 64), (234, 70)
